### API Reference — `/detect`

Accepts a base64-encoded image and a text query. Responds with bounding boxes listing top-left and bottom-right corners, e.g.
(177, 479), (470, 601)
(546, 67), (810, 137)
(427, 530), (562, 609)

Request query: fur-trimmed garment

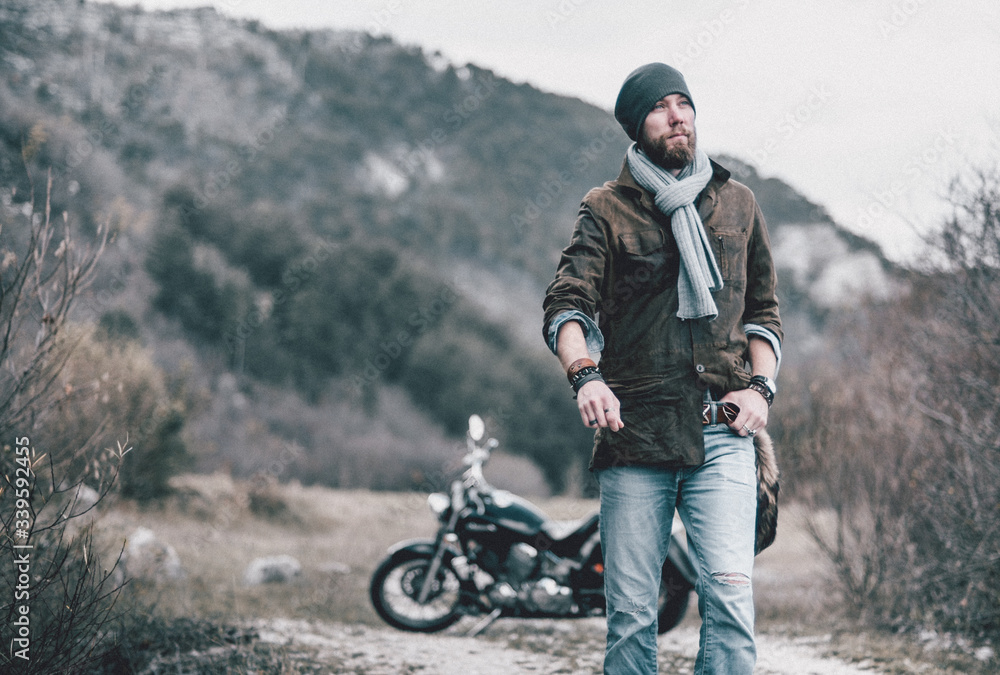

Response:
(753, 429), (779, 555)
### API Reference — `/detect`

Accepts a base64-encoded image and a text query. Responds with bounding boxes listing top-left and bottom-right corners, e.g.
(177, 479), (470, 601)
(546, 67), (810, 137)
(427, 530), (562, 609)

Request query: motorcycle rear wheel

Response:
(657, 560), (693, 634)
(370, 550), (463, 632)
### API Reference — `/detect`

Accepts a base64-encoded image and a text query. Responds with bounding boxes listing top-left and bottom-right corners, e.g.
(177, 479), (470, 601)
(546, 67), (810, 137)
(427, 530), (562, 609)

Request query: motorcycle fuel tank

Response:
(473, 489), (547, 537)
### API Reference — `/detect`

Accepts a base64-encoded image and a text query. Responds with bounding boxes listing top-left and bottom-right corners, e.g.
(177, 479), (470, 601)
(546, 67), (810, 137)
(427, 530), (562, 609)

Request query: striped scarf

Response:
(626, 144), (723, 320)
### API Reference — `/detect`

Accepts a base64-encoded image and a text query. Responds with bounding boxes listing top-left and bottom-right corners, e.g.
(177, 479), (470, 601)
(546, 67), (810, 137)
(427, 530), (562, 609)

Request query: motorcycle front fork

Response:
(418, 530), (501, 635)
(417, 530), (456, 604)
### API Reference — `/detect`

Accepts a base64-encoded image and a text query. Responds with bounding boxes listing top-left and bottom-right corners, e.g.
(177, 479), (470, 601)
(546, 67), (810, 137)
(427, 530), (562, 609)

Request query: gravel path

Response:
(255, 616), (884, 674)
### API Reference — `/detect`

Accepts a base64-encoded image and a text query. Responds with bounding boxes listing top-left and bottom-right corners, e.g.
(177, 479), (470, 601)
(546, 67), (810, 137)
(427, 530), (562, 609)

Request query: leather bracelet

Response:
(747, 381), (774, 407)
(566, 358), (598, 384)
(569, 365), (600, 387)
(572, 370), (605, 393)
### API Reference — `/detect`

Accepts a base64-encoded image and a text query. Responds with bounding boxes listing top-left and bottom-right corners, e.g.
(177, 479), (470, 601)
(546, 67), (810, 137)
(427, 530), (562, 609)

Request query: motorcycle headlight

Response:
(427, 492), (450, 516)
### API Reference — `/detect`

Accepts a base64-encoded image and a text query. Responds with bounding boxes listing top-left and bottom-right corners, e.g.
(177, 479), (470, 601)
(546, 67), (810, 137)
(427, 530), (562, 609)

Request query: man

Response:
(542, 63), (782, 674)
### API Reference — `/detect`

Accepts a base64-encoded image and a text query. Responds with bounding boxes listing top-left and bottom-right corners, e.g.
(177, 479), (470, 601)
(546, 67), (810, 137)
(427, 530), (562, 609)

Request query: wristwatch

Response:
(748, 375), (777, 406)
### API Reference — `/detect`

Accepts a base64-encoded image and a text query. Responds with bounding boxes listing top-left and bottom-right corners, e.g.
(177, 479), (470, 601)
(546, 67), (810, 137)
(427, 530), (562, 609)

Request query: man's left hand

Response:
(720, 388), (769, 438)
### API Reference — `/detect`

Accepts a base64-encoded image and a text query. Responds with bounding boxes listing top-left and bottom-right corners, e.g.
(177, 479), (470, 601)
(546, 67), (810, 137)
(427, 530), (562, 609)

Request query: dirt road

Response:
(255, 616), (883, 674)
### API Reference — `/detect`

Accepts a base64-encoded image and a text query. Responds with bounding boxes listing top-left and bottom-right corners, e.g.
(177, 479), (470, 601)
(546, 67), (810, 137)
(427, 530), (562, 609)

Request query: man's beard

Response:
(640, 126), (697, 171)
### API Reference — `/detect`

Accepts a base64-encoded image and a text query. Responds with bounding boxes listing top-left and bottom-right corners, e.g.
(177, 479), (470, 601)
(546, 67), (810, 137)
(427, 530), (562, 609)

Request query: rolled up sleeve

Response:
(542, 202), (609, 350)
(742, 200), (782, 343)
(547, 309), (605, 355)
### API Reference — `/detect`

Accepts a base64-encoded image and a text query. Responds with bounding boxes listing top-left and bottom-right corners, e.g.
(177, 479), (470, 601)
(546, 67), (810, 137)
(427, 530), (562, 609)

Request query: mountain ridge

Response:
(0, 0), (900, 492)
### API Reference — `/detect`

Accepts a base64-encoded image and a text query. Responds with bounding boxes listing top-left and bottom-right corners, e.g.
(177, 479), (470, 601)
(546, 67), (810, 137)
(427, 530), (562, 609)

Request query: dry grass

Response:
(754, 503), (846, 629)
(95, 474), (442, 626)
(88, 474), (994, 673)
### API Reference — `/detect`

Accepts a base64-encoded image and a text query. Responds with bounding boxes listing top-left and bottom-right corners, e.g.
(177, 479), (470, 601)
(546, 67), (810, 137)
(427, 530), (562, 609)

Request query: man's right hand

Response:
(577, 379), (625, 432)
(555, 319), (624, 432)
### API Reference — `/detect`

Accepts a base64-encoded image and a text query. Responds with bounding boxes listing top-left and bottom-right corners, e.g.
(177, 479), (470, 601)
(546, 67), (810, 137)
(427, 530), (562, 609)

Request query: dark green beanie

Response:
(614, 63), (695, 141)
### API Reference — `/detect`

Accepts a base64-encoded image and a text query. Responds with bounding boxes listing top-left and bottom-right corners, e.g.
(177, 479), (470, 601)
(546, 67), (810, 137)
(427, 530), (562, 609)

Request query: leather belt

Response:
(702, 401), (740, 426)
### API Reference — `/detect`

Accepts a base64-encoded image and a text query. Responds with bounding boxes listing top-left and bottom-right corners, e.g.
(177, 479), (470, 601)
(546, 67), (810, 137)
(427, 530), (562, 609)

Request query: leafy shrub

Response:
(247, 472), (291, 520)
(31, 324), (191, 501)
(146, 218), (255, 345)
(400, 303), (592, 492)
(97, 309), (140, 341)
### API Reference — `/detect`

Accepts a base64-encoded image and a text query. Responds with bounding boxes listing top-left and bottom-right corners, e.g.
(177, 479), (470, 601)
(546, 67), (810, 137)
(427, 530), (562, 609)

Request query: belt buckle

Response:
(702, 401), (739, 426)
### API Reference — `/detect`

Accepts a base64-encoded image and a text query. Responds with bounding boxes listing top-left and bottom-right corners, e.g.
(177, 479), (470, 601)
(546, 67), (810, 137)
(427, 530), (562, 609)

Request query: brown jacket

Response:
(543, 157), (782, 469)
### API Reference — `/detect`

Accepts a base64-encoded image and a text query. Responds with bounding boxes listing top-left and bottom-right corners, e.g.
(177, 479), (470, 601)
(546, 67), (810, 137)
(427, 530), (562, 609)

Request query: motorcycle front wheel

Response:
(369, 550), (463, 632)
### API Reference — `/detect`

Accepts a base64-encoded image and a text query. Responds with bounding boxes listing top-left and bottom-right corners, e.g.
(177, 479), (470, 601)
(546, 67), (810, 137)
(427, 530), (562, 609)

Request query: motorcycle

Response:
(369, 414), (697, 636)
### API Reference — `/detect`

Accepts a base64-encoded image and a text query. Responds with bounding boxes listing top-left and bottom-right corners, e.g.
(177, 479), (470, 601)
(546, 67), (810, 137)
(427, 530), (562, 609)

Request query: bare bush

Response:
(0, 449), (129, 673)
(0, 170), (129, 672)
(901, 168), (1000, 637)
(792, 167), (1000, 640)
(0, 171), (106, 440)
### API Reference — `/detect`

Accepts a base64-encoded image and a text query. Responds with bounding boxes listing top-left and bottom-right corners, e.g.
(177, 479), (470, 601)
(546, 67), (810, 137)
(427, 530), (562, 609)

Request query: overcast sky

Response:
(100, 0), (1000, 262)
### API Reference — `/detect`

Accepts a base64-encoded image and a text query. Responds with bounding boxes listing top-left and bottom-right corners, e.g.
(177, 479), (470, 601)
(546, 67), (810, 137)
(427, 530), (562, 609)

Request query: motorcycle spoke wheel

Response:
(370, 553), (462, 633)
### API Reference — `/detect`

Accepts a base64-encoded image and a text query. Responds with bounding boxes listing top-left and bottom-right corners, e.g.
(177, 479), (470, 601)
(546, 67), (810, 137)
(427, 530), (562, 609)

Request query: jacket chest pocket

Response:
(711, 230), (747, 282)
(616, 229), (676, 294)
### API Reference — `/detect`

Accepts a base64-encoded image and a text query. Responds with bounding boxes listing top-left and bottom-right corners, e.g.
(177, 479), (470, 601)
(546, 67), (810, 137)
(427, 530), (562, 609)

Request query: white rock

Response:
(123, 527), (186, 580)
(243, 554), (302, 585)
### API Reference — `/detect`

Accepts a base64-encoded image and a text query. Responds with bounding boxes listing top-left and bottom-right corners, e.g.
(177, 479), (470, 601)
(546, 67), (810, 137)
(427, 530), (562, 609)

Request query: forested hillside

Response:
(0, 0), (895, 493)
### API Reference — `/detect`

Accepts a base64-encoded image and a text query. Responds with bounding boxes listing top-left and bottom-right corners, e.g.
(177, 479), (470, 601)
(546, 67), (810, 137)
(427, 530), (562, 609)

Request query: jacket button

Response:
(695, 364), (705, 373)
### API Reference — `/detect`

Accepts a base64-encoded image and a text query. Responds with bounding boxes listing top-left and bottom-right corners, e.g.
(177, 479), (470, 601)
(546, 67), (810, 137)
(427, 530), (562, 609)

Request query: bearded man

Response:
(542, 63), (782, 674)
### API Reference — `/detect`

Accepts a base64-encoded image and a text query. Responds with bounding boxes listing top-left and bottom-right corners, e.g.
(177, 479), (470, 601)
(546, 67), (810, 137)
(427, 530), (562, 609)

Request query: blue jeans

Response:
(596, 424), (758, 674)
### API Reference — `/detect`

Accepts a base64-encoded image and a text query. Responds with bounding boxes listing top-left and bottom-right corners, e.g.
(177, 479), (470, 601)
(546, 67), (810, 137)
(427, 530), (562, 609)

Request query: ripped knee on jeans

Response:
(610, 596), (651, 618)
(711, 571), (750, 586)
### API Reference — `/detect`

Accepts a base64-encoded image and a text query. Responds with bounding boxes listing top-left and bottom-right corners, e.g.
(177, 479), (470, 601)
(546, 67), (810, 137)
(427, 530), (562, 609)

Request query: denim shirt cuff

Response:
(548, 310), (605, 356)
(744, 323), (782, 377)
